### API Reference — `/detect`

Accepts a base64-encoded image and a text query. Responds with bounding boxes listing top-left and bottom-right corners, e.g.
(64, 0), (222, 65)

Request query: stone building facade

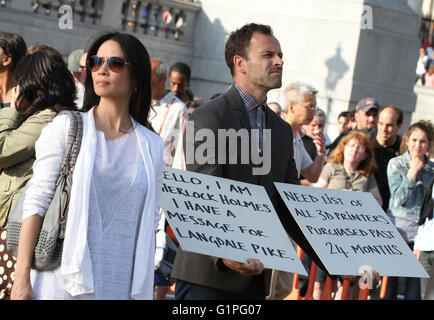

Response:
(0, 0), (431, 138)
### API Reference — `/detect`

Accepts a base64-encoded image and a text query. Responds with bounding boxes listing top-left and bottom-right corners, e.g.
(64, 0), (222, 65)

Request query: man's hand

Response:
(222, 258), (264, 276)
(339, 268), (380, 285)
(10, 85), (20, 110)
(312, 131), (326, 155)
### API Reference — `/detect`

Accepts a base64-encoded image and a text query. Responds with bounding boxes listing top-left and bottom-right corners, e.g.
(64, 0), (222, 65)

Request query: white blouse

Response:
(414, 188), (434, 252)
(23, 108), (164, 299)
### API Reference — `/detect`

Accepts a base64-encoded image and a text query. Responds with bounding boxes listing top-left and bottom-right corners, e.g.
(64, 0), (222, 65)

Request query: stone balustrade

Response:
(121, 0), (200, 42)
(3, 0), (200, 43)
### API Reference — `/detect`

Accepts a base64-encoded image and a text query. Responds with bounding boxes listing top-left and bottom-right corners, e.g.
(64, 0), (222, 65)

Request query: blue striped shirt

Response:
(233, 83), (266, 155)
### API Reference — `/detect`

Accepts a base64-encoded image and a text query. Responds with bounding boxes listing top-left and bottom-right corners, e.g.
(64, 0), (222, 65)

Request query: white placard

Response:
(160, 167), (307, 276)
(274, 183), (429, 278)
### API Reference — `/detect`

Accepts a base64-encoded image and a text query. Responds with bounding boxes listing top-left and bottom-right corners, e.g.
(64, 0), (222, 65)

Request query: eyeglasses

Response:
(87, 55), (130, 73)
(300, 105), (318, 111)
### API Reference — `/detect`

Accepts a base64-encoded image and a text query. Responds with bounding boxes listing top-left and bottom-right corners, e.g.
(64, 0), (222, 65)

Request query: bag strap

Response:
(68, 111), (83, 172)
(58, 110), (83, 175)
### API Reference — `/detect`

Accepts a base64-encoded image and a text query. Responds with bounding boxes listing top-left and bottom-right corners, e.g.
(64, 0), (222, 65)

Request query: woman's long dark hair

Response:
(83, 32), (152, 129)
(0, 31), (27, 72)
(14, 49), (77, 120)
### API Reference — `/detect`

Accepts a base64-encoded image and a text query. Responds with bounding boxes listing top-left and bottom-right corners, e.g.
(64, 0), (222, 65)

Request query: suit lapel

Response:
(257, 107), (277, 185)
(227, 85), (251, 130)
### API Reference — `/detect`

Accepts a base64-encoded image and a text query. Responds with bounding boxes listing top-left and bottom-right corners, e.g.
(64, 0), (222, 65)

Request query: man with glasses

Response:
(266, 82), (326, 300)
(283, 82), (326, 182)
(67, 49), (87, 109)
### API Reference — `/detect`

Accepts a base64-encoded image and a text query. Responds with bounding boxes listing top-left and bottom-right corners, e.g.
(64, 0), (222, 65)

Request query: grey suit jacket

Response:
(171, 85), (325, 295)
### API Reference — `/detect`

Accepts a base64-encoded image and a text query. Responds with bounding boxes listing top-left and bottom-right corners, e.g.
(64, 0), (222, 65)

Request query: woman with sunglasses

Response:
(11, 32), (164, 300)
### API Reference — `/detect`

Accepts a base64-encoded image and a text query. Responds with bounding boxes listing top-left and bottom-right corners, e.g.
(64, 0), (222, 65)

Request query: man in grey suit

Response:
(171, 23), (324, 300)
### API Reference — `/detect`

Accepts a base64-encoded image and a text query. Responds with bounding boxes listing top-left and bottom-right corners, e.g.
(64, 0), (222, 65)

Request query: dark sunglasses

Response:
(87, 55), (130, 73)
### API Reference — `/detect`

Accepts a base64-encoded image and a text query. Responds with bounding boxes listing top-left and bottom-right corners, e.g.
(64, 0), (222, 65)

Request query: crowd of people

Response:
(0, 23), (433, 301)
(416, 45), (434, 89)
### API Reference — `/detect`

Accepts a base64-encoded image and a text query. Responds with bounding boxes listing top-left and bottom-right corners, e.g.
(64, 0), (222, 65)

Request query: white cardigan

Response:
(23, 107), (164, 299)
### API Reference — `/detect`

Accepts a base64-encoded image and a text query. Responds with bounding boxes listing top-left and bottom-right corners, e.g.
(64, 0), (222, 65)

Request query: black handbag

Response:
(6, 110), (83, 271)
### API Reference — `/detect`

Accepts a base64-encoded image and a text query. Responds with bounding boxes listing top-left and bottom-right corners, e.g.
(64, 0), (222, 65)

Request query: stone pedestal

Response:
(191, 0), (423, 139)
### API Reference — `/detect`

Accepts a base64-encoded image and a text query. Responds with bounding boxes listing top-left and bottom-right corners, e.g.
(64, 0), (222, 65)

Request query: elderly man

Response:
(268, 101), (284, 118)
(283, 82), (326, 182)
(67, 49), (87, 109)
(268, 83), (327, 300)
(149, 58), (188, 169)
(302, 108), (331, 160)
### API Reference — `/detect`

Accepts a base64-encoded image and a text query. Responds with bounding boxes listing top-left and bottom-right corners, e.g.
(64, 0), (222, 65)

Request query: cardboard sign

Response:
(274, 183), (429, 278)
(160, 167), (307, 275)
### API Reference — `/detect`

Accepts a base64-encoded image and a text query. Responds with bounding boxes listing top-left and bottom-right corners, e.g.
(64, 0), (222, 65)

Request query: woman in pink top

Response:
(424, 65), (434, 88)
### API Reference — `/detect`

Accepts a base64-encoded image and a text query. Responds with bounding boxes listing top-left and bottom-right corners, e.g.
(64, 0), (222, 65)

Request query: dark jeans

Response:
(416, 74), (426, 85)
(384, 242), (421, 300)
(175, 276), (266, 300)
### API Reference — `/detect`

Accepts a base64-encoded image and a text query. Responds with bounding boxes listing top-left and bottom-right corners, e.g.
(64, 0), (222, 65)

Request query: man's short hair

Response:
(67, 49), (84, 73)
(379, 104), (403, 126)
(338, 111), (349, 119)
(313, 108), (327, 123)
(169, 62), (191, 82)
(283, 81), (318, 111)
(225, 23), (273, 76)
(268, 101), (282, 113)
(151, 58), (167, 76)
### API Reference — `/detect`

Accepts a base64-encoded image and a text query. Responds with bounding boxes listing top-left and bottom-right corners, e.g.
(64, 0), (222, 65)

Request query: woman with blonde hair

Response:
(315, 130), (382, 204)
(313, 130), (382, 299)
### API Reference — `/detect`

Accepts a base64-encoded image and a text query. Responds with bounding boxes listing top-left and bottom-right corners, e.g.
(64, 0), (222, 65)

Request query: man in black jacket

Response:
(171, 23), (324, 300)
(373, 105), (402, 212)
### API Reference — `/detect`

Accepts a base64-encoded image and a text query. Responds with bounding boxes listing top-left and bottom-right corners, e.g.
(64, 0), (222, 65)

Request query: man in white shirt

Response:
(267, 82), (326, 300)
(283, 82), (326, 181)
(149, 58), (189, 300)
(416, 47), (429, 85)
(414, 178), (434, 299)
(149, 58), (188, 169)
(67, 49), (87, 109)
